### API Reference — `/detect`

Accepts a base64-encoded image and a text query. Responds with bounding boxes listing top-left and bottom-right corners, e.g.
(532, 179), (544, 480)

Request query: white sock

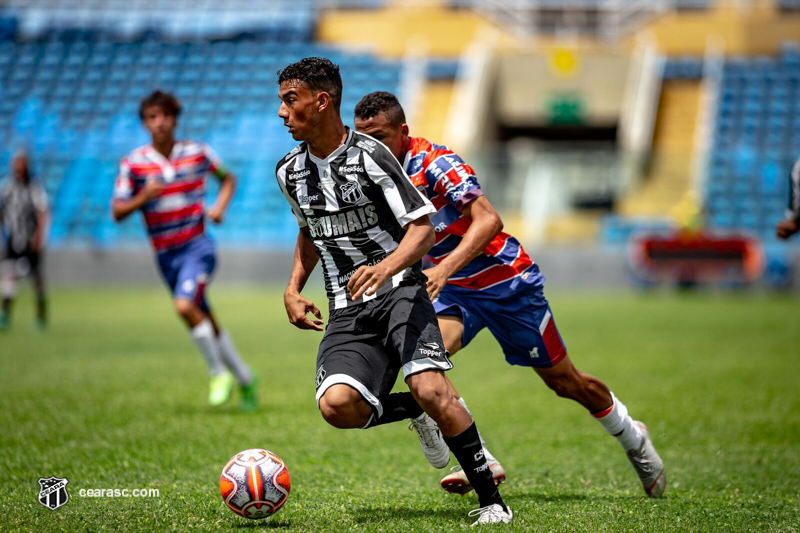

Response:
(592, 392), (643, 452)
(458, 397), (497, 463)
(190, 319), (225, 376)
(218, 330), (253, 386)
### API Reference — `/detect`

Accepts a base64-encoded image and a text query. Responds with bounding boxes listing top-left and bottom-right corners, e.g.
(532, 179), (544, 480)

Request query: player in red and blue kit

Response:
(355, 92), (666, 498)
(112, 91), (257, 411)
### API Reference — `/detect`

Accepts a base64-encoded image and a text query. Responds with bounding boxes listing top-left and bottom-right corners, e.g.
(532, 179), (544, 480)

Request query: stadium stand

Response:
(706, 43), (800, 242)
(0, 26), (403, 249)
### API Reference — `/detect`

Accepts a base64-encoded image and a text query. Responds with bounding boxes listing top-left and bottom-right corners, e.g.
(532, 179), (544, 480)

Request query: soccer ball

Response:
(219, 449), (291, 519)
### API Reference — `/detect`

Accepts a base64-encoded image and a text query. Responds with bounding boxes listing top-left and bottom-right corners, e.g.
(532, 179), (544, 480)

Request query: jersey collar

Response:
(307, 128), (353, 165)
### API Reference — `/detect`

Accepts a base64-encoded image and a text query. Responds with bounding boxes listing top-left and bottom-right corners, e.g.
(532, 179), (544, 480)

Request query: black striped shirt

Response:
(276, 129), (436, 310)
(787, 157), (800, 221)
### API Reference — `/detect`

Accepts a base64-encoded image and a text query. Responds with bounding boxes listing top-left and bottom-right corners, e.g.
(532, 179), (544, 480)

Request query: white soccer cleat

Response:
(627, 421), (666, 498)
(408, 412), (450, 469)
(469, 503), (513, 526)
(441, 460), (506, 495)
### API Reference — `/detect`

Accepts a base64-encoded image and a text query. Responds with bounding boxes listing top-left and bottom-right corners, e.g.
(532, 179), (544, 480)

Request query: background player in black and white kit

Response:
(776, 157), (800, 239)
(275, 57), (513, 525)
(0, 150), (49, 331)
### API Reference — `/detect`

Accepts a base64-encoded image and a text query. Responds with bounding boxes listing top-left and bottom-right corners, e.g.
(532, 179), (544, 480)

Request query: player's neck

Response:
(151, 138), (175, 159)
(306, 118), (347, 161)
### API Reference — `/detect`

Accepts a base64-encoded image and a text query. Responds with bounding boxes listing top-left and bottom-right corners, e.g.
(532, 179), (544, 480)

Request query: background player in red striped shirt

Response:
(355, 91), (666, 498)
(112, 91), (257, 411)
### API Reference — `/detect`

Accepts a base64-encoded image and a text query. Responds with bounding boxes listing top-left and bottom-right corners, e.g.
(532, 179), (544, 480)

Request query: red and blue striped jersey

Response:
(403, 137), (544, 295)
(113, 140), (225, 253)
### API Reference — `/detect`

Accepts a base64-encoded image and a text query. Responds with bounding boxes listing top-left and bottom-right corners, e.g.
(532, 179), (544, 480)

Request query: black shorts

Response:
(314, 284), (452, 425)
(3, 244), (41, 277)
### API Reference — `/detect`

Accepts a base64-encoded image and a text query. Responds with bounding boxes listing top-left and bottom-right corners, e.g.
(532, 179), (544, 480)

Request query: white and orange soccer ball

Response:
(219, 449), (291, 519)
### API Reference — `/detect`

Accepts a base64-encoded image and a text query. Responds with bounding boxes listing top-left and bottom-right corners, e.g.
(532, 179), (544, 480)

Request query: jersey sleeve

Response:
(112, 158), (136, 203)
(424, 150), (483, 212)
(787, 158), (800, 221)
(31, 182), (49, 212)
(363, 143), (436, 227)
(203, 143), (227, 179)
(275, 160), (307, 228)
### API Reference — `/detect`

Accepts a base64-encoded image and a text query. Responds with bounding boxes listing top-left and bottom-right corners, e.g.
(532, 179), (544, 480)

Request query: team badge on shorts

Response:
(340, 181), (364, 204)
(316, 366), (327, 388)
(38, 476), (69, 510)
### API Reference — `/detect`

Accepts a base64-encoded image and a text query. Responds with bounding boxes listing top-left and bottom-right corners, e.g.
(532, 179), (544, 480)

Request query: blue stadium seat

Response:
(702, 44), (800, 243)
(0, 31), (404, 249)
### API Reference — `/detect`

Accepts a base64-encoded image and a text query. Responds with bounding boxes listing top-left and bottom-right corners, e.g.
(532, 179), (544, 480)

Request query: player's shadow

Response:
(353, 504), (464, 524)
(172, 404), (258, 417)
(230, 519), (291, 529)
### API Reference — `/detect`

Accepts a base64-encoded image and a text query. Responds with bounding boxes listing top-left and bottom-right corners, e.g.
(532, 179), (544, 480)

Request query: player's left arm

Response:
(424, 196), (503, 300)
(204, 144), (235, 224)
(31, 184), (50, 253)
(348, 216), (435, 301)
(348, 144), (437, 301)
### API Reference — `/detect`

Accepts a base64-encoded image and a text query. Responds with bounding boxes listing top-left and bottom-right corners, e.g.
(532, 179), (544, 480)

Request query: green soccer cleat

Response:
(208, 372), (234, 407)
(239, 374), (258, 412)
(0, 310), (9, 331)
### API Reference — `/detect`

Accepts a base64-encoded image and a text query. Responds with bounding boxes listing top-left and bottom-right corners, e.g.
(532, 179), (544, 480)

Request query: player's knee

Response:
(319, 387), (363, 429)
(408, 374), (449, 413)
(174, 298), (196, 319)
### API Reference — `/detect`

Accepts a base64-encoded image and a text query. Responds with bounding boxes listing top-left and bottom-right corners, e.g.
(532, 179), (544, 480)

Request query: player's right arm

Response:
(277, 153), (324, 331)
(284, 228), (324, 331)
(776, 158), (800, 239)
(111, 158), (164, 222)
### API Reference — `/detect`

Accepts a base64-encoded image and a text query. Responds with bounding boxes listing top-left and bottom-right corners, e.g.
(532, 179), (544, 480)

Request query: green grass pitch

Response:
(1, 287), (799, 531)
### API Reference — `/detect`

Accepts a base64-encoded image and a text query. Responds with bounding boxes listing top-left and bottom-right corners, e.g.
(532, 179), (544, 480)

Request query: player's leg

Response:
(487, 287), (665, 497)
(314, 298), (449, 469)
(406, 369), (511, 522)
(315, 308), (397, 429)
(203, 306), (257, 410)
(393, 286), (512, 524)
(434, 299), (506, 492)
(188, 238), (255, 409)
(534, 355), (665, 497)
(29, 251), (46, 330)
(0, 256), (16, 329)
(164, 247), (233, 406)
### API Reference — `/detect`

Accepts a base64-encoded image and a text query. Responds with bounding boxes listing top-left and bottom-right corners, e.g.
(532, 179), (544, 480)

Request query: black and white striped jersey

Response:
(276, 128), (436, 310)
(787, 157), (800, 221)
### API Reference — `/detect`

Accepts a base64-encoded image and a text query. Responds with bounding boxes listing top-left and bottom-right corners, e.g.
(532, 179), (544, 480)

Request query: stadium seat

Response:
(0, 26), (404, 250)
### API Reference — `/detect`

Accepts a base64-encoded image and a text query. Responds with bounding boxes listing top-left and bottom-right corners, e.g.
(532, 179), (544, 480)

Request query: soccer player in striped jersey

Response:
(276, 58), (513, 525)
(112, 91), (257, 411)
(776, 157), (800, 239)
(354, 91), (666, 499)
(0, 150), (49, 331)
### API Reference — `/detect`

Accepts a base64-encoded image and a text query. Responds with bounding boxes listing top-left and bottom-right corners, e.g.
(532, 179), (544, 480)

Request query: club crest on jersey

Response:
(340, 181), (364, 204)
(38, 477), (69, 510)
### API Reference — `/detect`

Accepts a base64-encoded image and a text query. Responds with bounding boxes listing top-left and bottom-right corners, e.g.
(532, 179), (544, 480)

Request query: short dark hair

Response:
(354, 91), (406, 126)
(139, 90), (182, 120)
(277, 57), (343, 113)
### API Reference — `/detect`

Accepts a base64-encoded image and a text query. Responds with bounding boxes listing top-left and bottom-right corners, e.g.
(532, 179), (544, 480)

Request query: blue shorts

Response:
(156, 236), (216, 312)
(433, 286), (567, 368)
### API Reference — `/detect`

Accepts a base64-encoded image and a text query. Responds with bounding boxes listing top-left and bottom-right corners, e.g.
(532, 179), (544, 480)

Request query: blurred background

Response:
(1, 0), (799, 290)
